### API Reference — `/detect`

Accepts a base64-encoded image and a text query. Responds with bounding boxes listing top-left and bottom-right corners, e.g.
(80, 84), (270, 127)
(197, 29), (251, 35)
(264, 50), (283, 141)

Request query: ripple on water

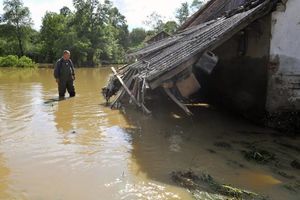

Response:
(104, 177), (181, 200)
(119, 182), (181, 200)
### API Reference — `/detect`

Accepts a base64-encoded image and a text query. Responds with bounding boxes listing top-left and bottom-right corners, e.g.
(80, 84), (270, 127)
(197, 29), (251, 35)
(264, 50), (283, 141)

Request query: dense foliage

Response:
(0, 0), (204, 66)
(0, 55), (37, 68)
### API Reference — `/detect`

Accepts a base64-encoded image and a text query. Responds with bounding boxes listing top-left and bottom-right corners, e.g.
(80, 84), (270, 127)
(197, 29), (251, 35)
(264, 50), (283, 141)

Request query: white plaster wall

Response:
(266, 0), (300, 112)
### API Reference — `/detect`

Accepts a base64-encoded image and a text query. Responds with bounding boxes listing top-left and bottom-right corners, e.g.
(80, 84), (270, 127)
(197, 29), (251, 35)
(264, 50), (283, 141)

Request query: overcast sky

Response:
(0, 0), (204, 30)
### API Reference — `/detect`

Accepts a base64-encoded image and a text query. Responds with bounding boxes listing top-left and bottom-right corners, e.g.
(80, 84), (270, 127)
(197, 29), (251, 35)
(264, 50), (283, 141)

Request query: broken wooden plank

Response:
(163, 87), (193, 116)
(141, 103), (151, 114)
(141, 78), (146, 104)
(132, 77), (139, 97)
(110, 89), (125, 108)
(111, 67), (139, 105)
(111, 67), (151, 114)
(111, 69), (136, 108)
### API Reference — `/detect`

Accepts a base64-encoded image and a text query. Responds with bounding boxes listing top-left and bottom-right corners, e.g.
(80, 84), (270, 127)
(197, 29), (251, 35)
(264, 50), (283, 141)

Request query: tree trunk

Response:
(16, 26), (24, 56)
(86, 50), (95, 67)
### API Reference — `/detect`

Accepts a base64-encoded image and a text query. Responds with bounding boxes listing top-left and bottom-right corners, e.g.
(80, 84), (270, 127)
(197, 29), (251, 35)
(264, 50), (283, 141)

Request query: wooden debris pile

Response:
(102, 65), (151, 114)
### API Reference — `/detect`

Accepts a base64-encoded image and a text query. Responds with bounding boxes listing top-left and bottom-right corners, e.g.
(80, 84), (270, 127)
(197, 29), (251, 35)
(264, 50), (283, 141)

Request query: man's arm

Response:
(54, 60), (60, 82)
(69, 59), (75, 80)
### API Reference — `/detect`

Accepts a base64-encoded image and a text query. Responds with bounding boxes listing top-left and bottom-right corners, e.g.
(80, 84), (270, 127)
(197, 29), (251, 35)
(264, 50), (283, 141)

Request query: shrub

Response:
(17, 56), (37, 68)
(0, 55), (19, 67)
(0, 55), (37, 68)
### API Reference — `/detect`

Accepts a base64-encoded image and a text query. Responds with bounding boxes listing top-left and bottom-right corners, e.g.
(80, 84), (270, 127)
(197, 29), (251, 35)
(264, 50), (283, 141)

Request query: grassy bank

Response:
(0, 55), (37, 68)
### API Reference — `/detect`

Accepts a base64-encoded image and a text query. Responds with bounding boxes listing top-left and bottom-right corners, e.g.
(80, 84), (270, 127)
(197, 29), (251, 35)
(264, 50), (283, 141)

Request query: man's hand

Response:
(72, 75), (75, 81)
(56, 79), (60, 84)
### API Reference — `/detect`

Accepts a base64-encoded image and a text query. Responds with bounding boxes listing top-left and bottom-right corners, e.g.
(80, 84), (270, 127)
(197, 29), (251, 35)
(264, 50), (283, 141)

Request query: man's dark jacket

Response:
(54, 58), (75, 81)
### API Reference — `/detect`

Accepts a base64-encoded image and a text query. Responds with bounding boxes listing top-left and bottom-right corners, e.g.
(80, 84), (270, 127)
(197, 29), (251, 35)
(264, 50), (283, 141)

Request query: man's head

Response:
(63, 50), (71, 60)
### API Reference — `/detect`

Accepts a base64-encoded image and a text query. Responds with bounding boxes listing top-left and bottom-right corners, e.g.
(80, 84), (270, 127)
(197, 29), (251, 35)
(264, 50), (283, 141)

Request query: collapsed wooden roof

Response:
(126, 0), (272, 89)
(103, 0), (276, 114)
(178, 0), (249, 31)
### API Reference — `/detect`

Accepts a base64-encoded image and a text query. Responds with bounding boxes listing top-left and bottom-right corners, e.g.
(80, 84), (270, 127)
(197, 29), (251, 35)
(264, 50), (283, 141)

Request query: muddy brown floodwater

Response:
(0, 68), (299, 200)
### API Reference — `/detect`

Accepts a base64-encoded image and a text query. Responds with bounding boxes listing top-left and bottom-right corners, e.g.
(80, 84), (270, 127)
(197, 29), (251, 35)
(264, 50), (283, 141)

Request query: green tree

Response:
(0, 0), (129, 65)
(101, 0), (129, 59)
(176, 2), (190, 25)
(72, 0), (109, 66)
(26, 28), (44, 62)
(163, 21), (178, 34)
(2, 0), (32, 56)
(72, 0), (128, 65)
(40, 12), (67, 62)
(129, 28), (147, 47)
(60, 6), (72, 16)
(0, 24), (19, 55)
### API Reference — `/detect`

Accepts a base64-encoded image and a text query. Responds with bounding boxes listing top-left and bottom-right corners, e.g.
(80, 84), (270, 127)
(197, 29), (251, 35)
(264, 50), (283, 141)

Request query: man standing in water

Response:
(54, 50), (76, 98)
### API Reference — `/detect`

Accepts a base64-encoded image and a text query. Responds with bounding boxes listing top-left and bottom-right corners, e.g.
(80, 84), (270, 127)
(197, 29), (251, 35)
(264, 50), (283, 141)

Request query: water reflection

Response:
(0, 153), (10, 199)
(54, 98), (75, 133)
(53, 98), (76, 146)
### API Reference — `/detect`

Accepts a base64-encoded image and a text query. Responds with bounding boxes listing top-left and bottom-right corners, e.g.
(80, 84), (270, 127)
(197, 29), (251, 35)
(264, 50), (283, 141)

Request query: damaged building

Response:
(103, 0), (300, 132)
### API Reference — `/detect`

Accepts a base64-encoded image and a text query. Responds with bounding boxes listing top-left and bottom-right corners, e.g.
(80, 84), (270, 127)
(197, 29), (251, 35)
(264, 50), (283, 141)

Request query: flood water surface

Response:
(0, 68), (299, 200)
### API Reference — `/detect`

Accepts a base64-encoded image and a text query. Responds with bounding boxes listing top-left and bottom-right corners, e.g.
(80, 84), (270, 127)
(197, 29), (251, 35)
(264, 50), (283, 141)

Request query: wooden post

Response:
(163, 87), (193, 116)
(111, 67), (151, 114)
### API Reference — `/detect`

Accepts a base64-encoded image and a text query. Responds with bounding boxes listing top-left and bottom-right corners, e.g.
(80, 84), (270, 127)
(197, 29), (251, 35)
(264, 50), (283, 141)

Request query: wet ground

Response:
(0, 68), (299, 200)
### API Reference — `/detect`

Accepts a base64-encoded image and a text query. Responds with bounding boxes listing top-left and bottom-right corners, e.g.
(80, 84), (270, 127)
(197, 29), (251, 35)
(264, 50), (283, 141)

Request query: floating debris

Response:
(171, 170), (267, 200)
(242, 148), (275, 164)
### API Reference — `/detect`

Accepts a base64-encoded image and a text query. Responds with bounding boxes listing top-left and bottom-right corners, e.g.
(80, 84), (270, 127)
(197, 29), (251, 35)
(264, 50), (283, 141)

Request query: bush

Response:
(0, 55), (37, 68)
(0, 55), (18, 67)
(17, 56), (37, 68)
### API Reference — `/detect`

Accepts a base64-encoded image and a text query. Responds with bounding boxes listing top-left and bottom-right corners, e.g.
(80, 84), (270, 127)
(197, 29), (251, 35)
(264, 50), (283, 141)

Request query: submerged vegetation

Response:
(171, 170), (267, 200)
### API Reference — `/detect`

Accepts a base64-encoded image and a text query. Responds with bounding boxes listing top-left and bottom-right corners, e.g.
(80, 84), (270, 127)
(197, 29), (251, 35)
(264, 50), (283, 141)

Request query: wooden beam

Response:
(163, 87), (193, 116)
(111, 88), (124, 108)
(111, 67), (140, 106)
(111, 69), (136, 108)
(111, 67), (151, 114)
